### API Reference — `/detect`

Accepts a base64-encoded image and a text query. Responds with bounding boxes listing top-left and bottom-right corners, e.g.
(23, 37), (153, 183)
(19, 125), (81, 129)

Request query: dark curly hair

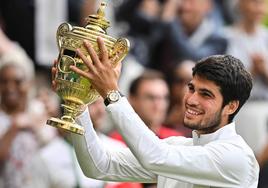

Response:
(192, 55), (253, 122)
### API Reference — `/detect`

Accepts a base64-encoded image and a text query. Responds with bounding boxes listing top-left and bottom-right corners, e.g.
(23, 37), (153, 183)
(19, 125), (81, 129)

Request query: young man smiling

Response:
(63, 38), (259, 187)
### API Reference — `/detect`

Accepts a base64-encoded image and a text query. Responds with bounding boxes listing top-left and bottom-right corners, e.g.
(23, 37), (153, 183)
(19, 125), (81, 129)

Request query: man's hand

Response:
(161, 0), (181, 22)
(250, 53), (268, 85)
(70, 37), (121, 99)
(51, 59), (58, 92)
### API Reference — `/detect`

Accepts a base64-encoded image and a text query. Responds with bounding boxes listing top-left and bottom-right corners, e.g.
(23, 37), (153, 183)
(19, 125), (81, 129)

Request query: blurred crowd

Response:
(0, 0), (268, 187)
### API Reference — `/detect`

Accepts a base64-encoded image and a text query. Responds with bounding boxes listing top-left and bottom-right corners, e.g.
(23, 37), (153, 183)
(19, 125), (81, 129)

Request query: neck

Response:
(184, 26), (196, 36)
(196, 118), (229, 135)
(183, 20), (202, 36)
(147, 122), (161, 134)
(239, 20), (258, 34)
(0, 102), (26, 115)
(196, 124), (221, 135)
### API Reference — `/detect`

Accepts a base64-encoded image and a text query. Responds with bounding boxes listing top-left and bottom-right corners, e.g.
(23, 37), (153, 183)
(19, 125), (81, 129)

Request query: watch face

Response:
(109, 92), (120, 102)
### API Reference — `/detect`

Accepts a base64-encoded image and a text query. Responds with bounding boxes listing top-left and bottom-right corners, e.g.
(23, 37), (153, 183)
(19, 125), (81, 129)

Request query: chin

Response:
(183, 120), (198, 130)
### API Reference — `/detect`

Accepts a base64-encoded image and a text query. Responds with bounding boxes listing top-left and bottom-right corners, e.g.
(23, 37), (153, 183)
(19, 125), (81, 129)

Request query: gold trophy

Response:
(46, 2), (130, 135)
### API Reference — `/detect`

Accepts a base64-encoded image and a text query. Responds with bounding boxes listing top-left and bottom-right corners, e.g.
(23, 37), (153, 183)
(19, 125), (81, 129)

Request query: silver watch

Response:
(104, 90), (123, 106)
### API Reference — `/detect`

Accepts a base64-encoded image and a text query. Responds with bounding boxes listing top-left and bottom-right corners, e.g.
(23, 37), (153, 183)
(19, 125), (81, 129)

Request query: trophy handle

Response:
(110, 38), (130, 66)
(56, 23), (73, 50)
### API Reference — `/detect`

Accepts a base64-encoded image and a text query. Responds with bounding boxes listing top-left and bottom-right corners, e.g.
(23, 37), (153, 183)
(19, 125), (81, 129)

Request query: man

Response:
(0, 62), (51, 188)
(224, 1), (268, 186)
(110, 70), (182, 143)
(61, 38), (259, 187)
(115, 0), (227, 74)
(153, 0), (228, 74)
(226, 0), (268, 100)
(165, 60), (195, 137)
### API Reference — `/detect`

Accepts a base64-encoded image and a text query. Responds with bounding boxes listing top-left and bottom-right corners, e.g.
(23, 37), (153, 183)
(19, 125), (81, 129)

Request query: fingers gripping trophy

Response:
(46, 2), (130, 135)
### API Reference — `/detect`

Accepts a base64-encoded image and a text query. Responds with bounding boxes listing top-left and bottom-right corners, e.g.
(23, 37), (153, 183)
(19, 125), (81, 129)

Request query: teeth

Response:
(187, 109), (200, 115)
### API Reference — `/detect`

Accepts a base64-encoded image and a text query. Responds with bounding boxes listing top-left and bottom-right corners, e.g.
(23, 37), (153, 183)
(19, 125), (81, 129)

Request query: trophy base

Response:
(47, 117), (85, 135)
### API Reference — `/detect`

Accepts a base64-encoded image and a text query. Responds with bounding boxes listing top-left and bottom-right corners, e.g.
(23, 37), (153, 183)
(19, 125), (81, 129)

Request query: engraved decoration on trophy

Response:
(46, 2), (130, 135)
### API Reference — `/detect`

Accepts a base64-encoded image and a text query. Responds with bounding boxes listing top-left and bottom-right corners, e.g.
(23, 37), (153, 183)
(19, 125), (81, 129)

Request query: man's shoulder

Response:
(207, 136), (259, 185)
(207, 134), (258, 166)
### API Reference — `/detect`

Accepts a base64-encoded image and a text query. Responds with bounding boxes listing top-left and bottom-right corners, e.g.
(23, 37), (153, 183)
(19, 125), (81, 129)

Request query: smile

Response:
(185, 108), (202, 116)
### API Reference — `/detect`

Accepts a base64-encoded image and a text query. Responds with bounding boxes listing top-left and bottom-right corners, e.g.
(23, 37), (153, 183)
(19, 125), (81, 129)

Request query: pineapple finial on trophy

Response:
(85, 1), (110, 33)
(97, 2), (106, 17)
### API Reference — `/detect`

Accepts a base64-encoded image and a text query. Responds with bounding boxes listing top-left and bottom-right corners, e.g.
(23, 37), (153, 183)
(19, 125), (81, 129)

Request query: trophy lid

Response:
(85, 2), (110, 34)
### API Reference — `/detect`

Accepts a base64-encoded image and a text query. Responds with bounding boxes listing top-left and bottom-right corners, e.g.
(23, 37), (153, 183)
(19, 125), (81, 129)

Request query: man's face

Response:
(130, 79), (169, 128)
(183, 75), (228, 134)
(171, 62), (194, 104)
(0, 66), (28, 109)
(178, 0), (211, 33)
(239, 0), (267, 24)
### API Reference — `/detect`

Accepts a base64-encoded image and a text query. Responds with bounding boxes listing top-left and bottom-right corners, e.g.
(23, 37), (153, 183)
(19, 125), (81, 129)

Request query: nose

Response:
(180, 0), (192, 11)
(3, 80), (18, 91)
(185, 91), (199, 106)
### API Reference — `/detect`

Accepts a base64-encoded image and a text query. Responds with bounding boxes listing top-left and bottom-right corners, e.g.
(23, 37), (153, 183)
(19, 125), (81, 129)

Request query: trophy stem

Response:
(46, 101), (85, 135)
(62, 102), (82, 121)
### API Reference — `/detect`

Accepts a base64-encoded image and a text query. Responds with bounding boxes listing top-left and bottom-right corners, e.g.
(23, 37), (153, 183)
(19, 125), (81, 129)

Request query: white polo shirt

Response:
(72, 97), (259, 188)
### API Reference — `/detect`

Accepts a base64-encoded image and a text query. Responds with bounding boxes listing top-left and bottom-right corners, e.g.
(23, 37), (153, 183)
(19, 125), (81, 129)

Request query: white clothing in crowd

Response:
(30, 133), (125, 188)
(225, 25), (268, 100)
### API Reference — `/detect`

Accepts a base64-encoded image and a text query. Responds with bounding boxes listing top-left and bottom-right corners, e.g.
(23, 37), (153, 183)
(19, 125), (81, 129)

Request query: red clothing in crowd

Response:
(110, 126), (183, 144)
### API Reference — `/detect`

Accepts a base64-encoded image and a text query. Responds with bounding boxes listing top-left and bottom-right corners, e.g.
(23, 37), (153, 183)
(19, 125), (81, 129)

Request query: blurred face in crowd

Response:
(183, 75), (234, 134)
(0, 65), (29, 112)
(239, 0), (267, 24)
(139, 0), (161, 18)
(178, 0), (212, 34)
(37, 88), (60, 117)
(170, 61), (194, 104)
(129, 79), (169, 128)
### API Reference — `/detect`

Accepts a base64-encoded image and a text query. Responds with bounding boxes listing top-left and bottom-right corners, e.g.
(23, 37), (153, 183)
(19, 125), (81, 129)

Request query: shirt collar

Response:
(192, 122), (237, 146)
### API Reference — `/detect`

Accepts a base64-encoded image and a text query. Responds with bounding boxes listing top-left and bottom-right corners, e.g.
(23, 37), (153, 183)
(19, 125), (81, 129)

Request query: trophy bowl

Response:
(46, 2), (130, 135)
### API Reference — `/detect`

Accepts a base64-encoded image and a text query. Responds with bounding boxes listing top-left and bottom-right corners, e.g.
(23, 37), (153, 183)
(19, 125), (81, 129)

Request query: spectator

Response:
(225, 0), (268, 100)
(110, 70), (182, 142)
(31, 98), (141, 188)
(115, 0), (164, 66)
(164, 60), (195, 137)
(152, 0), (227, 74)
(0, 63), (51, 188)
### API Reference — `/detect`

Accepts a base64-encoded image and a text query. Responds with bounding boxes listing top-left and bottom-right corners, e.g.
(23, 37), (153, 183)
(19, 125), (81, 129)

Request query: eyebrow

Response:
(188, 82), (216, 98)
(188, 82), (194, 87)
(199, 88), (215, 98)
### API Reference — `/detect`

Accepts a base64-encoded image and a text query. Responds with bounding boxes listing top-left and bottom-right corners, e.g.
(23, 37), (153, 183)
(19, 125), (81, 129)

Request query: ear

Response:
(223, 100), (240, 116)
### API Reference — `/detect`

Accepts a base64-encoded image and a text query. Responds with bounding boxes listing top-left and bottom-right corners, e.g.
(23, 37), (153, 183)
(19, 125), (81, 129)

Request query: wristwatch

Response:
(104, 90), (124, 106)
